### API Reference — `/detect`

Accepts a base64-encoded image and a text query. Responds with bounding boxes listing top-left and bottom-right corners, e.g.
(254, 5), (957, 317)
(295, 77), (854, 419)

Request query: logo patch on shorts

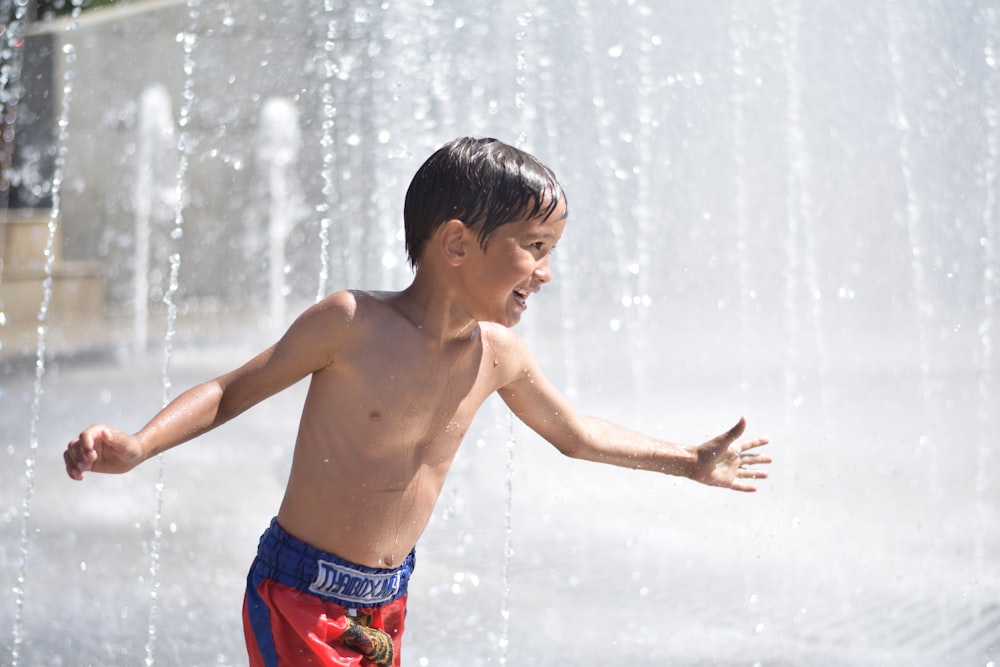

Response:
(308, 559), (403, 606)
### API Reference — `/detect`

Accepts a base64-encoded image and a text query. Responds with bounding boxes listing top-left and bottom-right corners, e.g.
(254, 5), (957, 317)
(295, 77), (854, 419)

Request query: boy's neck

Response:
(389, 273), (480, 345)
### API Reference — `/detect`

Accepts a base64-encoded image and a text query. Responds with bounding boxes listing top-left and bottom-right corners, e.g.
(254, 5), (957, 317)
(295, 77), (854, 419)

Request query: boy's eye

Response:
(526, 241), (556, 255)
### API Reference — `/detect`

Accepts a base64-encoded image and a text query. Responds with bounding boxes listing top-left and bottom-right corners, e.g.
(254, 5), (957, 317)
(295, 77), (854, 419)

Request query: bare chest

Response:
(303, 330), (499, 466)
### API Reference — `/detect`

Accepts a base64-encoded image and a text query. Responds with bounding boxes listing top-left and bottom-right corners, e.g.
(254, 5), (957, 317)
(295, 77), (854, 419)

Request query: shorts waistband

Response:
(251, 518), (415, 608)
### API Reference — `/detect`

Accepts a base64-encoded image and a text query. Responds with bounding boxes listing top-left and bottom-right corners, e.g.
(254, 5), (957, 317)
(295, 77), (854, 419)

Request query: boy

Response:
(64, 137), (771, 666)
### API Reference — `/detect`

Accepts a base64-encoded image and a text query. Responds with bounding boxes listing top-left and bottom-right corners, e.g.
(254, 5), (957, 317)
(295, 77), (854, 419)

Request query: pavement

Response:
(1, 328), (997, 666)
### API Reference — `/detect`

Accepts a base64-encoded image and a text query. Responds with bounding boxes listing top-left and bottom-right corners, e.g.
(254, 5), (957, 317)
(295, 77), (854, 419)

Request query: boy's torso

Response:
(275, 291), (519, 569)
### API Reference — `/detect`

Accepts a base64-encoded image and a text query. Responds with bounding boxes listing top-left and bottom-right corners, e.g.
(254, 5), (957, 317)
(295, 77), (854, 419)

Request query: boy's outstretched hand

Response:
(690, 417), (771, 492)
(64, 425), (144, 480)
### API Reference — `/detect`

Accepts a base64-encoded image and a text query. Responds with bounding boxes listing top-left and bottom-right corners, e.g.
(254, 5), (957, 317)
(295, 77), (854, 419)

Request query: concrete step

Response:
(1, 208), (64, 267)
(1, 209), (111, 360)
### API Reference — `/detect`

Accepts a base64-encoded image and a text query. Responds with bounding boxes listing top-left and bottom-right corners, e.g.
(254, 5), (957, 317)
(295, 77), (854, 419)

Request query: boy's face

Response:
(460, 198), (567, 327)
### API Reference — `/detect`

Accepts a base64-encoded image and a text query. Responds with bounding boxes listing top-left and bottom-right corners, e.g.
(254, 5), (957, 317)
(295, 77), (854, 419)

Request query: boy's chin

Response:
(480, 312), (523, 328)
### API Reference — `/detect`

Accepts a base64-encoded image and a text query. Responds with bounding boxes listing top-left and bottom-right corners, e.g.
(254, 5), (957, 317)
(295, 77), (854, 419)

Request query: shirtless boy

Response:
(64, 137), (772, 666)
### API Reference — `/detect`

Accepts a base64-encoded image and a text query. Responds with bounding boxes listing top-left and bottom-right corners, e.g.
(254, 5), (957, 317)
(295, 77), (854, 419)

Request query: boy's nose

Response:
(533, 257), (553, 284)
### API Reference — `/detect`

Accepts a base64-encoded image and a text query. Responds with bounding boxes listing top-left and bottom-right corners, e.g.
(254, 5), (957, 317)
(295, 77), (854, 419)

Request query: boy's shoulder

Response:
(287, 290), (400, 365)
(309, 289), (426, 340)
(313, 289), (384, 322)
(292, 289), (383, 343)
(477, 321), (534, 367)
(478, 320), (517, 345)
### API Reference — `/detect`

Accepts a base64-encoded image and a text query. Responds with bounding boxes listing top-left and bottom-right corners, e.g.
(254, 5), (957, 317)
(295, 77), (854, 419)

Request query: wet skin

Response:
(65, 197), (771, 569)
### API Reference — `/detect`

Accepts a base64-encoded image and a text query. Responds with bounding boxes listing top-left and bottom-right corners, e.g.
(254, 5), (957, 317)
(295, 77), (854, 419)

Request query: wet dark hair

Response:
(403, 137), (566, 268)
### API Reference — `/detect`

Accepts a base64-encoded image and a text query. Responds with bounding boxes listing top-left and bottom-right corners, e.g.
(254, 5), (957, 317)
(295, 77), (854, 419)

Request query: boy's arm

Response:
(65, 292), (355, 480)
(495, 332), (771, 492)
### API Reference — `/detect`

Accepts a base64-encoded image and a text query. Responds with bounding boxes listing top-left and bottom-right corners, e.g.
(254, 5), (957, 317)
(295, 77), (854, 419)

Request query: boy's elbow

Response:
(216, 388), (251, 425)
(548, 430), (596, 461)
(190, 379), (238, 427)
(561, 418), (614, 461)
(553, 439), (584, 459)
(534, 414), (596, 460)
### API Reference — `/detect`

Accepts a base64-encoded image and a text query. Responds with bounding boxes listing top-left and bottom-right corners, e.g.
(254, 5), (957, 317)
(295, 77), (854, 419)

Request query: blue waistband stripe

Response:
(250, 518), (415, 608)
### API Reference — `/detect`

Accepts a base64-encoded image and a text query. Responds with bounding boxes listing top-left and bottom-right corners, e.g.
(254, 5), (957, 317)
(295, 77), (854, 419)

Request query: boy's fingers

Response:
(724, 417), (747, 443)
(64, 448), (76, 478)
(81, 427), (99, 450)
(65, 443), (86, 480)
(707, 418), (747, 452)
(739, 436), (770, 451)
(65, 428), (104, 479)
(80, 426), (108, 458)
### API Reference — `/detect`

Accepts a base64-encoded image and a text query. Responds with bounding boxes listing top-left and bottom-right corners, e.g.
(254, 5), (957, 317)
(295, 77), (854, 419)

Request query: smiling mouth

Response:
(513, 289), (529, 308)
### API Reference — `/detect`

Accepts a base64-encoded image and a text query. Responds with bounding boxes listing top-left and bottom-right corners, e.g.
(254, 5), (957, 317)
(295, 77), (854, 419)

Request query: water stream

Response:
(975, 4), (999, 620)
(143, 2), (201, 663)
(133, 83), (176, 352)
(257, 96), (301, 334)
(314, 0), (339, 303)
(9, 17), (78, 667)
(886, 0), (941, 506)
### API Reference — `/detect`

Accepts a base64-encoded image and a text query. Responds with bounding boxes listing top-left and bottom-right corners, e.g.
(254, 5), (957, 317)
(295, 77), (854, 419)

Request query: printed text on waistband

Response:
(308, 559), (403, 606)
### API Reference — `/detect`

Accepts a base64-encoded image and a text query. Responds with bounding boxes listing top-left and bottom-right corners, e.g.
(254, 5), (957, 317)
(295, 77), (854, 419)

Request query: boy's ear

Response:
(439, 219), (470, 266)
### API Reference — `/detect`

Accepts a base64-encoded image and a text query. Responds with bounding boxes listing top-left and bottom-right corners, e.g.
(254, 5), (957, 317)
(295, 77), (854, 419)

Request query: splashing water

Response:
(314, 0), (340, 302)
(495, 11), (534, 664)
(144, 2), (201, 664)
(730, 3), (754, 392)
(513, 10), (532, 151)
(497, 412), (522, 666)
(10, 19), (79, 667)
(775, 0), (822, 432)
(974, 4), (999, 618)
(576, 0), (647, 396)
(886, 0), (941, 505)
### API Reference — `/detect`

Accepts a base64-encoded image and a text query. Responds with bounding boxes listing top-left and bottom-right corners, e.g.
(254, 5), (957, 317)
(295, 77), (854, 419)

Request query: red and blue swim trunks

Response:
(243, 518), (415, 667)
